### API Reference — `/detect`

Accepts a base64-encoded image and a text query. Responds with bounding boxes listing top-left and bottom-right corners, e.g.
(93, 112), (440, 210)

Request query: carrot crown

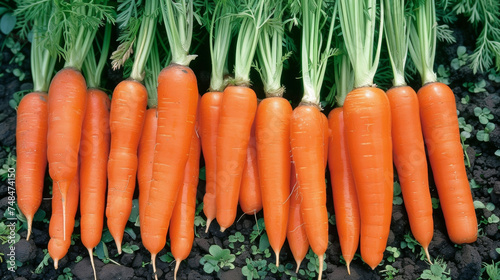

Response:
(15, 0), (58, 93)
(338, 0), (384, 88)
(384, 0), (410, 87)
(409, 0), (437, 85)
(300, 0), (338, 106)
(82, 23), (112, 89)
(255, 1), (287, 97)
(60, 0), (114, 71)
(233, 0), (269, 86)
(209, 2), (236, 92)
(160, 0), (197, 66)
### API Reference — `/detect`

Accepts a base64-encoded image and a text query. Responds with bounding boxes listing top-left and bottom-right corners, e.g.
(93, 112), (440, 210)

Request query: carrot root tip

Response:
(26, 216), (33, 241)
(220, 226), (226, 233)
(115, 240), (122, 255)
(174, 259), (181, 280)
(318, 254), (324, 280)
(88, 248), (97, 280)
(275, 251), (280, 267)
(54, 259), (59, 270)
(346, 261), (351, 275)
(205, 219), (213, 233)
(295, 260), (302, 274)
(151, 254), (158, 280)
(424, 247), (432, 264)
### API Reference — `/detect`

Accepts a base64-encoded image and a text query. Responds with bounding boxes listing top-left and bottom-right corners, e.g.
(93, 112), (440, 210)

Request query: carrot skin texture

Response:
(328, 108), (360, 271)
(286, 162), (309, 272)
(290, 105), (328, 258)
(387, 86), (433, 252)
(256, 97), (292, 263)
(138, 108), (158, 225)
(47, 68), (87, 232)
(16, 92), (48, 239)
(215, 86), (257, 230)
(239, 119), (262, 215)
(418, 82), (477, 244)
(141, 64), (199, 255)
(343, 87), (393, 269)
(80, 89), (110, 250)
(170, 121), (201, 272)
(107, 80), (147, 252)
(199, 91), (222, 229)
(48, 169), (79, 269)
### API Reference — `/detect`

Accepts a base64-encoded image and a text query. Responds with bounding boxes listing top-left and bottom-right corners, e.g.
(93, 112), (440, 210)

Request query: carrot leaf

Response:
(408, 0), (437, 85)
(83, 22), (112, 89)
(209, 1), (236, 92)
(338, 0), (384, 88)
(300, 0), (338, 105)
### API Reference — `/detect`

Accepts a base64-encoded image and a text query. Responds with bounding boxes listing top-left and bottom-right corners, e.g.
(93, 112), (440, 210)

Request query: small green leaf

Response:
(8, 99), (17, 110)
(393, 197), (403, 205)
(474, 107), (482, 116)
(124, 227), (136, 240)
(101, 229), (114, 243)
(479, 115), (489, 125)
(473, 200), (485, 209)
(450, 59), (460, 70)
(259, 233), (270, 251)
(495, 150), (500, 157)
(488, 214), (499, 224)
(1, 13), (16, 35)
(486, 203), (496, 211)
(457, 46), (466, 57)
(128, 199), (139, 223)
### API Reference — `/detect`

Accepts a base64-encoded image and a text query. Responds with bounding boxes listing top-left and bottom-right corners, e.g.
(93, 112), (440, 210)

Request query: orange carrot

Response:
(239, 118), (262, 215)
(106, 80), (147, 253)
(387, 86), (433, 259)
(343, 87), (393, 269)
(138, 108), (158, 225)
(16, 92), (48, 240)
(47, 68), (87, 239)
(256, 97), (292, 266)
(141, 64), (198, 271)
(79, 88), (110, 275)
(199, 91), (223, 231)
(327, 107), (360, 274)
(290, 105), (329, 264)
(171, 118), (201, 280)
(286, 163), (309, 273)
(48, 167), (79, 269)
(418, 82), (477, 244)
(215, 85), (257, 231)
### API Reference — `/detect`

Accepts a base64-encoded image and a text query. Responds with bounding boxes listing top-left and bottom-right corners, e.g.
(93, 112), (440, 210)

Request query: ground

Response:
(0, 17), (499, 280)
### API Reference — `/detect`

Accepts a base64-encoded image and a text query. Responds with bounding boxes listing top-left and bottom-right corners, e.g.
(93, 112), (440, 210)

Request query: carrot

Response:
(328, 107), (360, 274)
(16, 92), (49, 240)
(107, 0), (158, 254)
(290, 105), (329, 274)
(239, 118), (262, 215)
(48, 167), (79, 269)
(418, 82), (477, 243)
(384, 0), (433, 261)
(138, 108), (158, 225)
(79, 88), (110, 276)
(216, 86), (257, 231)
(256, 97), (292, 266)
(286, 163), (309, 273)
(215, 2), (268, 231)
(47, 67), (87, 240)
(387, 86), (433, 258)
(106, 80), (147, 253)
(15, 4), (57, 240)
(289, 1), (337, 278)
(199, 91), (222, 231)
(200, 2), (236, 232)
(408, 0), (477, 245)
(171, 118), (201, 280)
(339, 0), (391, 269)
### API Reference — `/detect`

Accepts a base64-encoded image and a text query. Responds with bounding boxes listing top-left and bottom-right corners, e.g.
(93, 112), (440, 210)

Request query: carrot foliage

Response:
(338, 0), (384, 88)
(83, 23), (112, 89)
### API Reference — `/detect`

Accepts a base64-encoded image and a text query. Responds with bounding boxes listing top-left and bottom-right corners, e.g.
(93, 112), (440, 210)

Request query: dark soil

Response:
(0, 15), (499, 280)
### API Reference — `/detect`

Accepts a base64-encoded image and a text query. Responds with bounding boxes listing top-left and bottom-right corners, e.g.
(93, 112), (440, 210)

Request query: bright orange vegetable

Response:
(418, 82), (477, 244)
(327, 107), (360, 274)
(16, 92), (48, 240)
(256, 97), (292, 266)
(239, 118), (262, 215)
(106, 80), (147, 253)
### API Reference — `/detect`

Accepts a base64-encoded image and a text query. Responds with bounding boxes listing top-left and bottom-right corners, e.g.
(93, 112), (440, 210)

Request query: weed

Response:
(381, 264), (399, 279)
(386, 246), (401, 263)
(393, 182), (403, 205)
(420, 258), (451, 280)
(474, 107), (494, 125)
(0, 149), (16, 181)
(228, 232), (245, 249)
(431, 198), (440, 210)
(481, 261), (500, 279)
(35, 250), (51, 274)
(461, 95), (470, 104)
(249, 218), (265, 243)
(159, 252), (174, 263)
(121, 242), (139, 254)
(57, 267), (73, 280)
(199, 245), (235, 274)
(451, 46), (468, 70)
(242, 258), (268, 280)
(436, 65), (450, 85)
(401, 233), (427, 261)
(476, 123), (495, 142)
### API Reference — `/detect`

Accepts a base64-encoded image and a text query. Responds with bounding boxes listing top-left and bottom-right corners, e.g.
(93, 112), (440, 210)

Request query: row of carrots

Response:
(14, 0), (478, 280)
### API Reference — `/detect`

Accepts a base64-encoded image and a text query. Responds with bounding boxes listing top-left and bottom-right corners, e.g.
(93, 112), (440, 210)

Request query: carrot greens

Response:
(82, 23), (112, 89)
